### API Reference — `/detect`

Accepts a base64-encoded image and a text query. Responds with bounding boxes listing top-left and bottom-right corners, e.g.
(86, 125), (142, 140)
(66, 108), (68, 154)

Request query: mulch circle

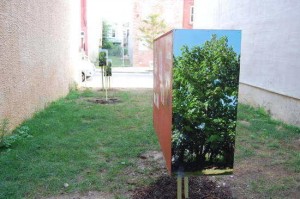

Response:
(132, 175), (233, 199)
(87, 98), (121, 104)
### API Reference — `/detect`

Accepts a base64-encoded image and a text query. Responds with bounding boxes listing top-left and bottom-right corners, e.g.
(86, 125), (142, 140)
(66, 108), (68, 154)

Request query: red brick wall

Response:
(81, 0), (88, 55)
(130, 0), (184, 67)
(183, 0), (194, 29)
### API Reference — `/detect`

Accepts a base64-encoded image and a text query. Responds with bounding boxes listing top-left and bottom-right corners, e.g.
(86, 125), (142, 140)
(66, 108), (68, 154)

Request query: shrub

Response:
(99, 51), (107, 66)
(104, 60), (112, 76)
(172, 35), (240, 172)
(0, 123), (32, 149)
(0, 119), (9, 148)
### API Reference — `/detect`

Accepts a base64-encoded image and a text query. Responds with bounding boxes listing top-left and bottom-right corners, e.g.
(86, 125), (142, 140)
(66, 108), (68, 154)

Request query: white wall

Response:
(194, 0), (300, 126)
(87, 0), (103, 64)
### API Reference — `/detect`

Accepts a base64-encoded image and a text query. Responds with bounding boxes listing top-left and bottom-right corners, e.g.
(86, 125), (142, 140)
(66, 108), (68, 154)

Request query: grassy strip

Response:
(233, 105), (300, 198)
(0, 89), (299, 198)
(109, 56), (131, 67)
(0, 89), (159, 198)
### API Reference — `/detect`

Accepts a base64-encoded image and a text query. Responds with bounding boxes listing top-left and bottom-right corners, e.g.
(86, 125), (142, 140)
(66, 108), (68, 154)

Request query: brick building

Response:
(81, 0), (88, 55)
(129, 0), (184, 67)
(183, 0), (194, 29)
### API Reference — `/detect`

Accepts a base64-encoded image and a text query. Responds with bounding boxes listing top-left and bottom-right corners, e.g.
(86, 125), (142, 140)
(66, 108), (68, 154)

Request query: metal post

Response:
(177, 177), (182, 199)
(184, 177), (189, 198)
(105, 67), (108, 101)
(122, 47), (125, 67)
(108, 76), (111, 89)
(101, 66), (104, 91)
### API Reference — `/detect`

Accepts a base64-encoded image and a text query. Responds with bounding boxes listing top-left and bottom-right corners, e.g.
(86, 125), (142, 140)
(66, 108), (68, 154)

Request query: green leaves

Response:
(99, 51), (107, 66)
(139, 14), (167, 49)
(172, 34), (240, 171)
(102, 21), (113, 49)
(0, 125), (32, 149)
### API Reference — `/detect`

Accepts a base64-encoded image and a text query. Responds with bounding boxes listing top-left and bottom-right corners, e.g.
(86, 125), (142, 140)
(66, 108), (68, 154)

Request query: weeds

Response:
(0, 120), (31, 150)
(0, 119), (9, 148)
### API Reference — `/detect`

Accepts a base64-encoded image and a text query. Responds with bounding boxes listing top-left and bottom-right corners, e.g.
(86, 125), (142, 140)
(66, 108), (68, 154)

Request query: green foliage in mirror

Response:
(104, 60), (112, 76)
(172, 35), (240, 174)
(99, 51), (107, 66)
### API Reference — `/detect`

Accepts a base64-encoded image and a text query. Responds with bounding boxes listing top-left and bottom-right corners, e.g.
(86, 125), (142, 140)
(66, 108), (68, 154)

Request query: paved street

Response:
(81, 67), (153, 89)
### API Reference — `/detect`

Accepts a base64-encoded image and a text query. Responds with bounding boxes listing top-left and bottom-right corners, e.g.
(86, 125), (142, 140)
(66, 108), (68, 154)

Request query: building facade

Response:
(193, 0), (300, 126)
(81, 0), (88, 55)
(183, 0), (194, 29)
(86, 0), (103, 64)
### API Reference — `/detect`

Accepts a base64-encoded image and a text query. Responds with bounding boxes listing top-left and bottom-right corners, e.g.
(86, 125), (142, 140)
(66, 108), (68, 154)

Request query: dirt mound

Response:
(87, 98), (121, 104)
(132, 175), (233, 199)
(45, 191), (114, 199)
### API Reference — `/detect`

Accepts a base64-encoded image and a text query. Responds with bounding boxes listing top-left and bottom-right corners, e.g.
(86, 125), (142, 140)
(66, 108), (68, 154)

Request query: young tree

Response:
(139, 14), (167, 49)
(172, 35), (240, 172)
(102, 21), (113, 49)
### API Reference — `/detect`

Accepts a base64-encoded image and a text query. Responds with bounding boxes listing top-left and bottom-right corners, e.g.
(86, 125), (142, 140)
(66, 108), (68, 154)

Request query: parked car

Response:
(81, 56), (96, 82)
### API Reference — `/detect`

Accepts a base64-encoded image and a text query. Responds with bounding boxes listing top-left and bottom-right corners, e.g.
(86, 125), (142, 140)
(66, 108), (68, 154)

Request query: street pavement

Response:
(81, 67), (153, 89)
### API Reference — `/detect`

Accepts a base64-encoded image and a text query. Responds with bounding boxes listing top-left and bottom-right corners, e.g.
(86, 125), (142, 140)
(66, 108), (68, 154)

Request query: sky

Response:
(173, 29), (242, 57)
(93, 0), (132, 22)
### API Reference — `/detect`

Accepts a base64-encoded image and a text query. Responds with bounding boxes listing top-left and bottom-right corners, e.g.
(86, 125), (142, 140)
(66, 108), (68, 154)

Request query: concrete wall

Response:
(0, 0), (82, 130)
(130, 0), (183, 67)
(193, 0), (300, 126)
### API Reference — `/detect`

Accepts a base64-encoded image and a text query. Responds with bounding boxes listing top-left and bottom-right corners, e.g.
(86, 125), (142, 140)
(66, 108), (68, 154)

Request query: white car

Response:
(81, 56), (96, 82)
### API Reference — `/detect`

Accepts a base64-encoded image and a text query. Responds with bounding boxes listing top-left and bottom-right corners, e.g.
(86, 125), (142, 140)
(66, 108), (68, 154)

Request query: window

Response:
(112, 29), (116, 38)
(190, 6), (194, 24)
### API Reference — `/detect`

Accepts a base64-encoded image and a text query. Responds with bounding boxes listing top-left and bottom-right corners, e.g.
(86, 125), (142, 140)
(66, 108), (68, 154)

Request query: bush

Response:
(0, 123), (32, 150)
(99, 51), (107, 66)
(104, 60), (112, 76)
(124, 48), (128, 56)
(172, 35), (240, 172)
(0, 119), (9, 148)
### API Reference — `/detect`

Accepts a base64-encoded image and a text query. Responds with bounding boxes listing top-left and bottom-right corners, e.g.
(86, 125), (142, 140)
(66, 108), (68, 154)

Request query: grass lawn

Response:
(221, 105), (300, 198)
(0, 89), (299, 198)
(109, 56), (131, 67)
(0, 89), (159, 198)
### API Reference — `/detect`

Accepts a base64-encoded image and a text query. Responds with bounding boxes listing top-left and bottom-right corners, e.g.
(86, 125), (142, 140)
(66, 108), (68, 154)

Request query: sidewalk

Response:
(83, 67), (153, 89)
(111, 66), (153, 73)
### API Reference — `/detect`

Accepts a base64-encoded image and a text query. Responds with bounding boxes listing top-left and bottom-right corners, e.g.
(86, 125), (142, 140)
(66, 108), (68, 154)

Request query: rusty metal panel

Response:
(153, 30), (174, 174)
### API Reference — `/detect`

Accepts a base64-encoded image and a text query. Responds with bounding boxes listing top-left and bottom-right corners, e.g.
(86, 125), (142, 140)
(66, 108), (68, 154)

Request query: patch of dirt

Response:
(122, 151), (168, 186)
(87, 98), (121, 104)
(238, 120), (251, 127)
(276, 125), (284, 131)
(283, 137), (300, 151)
(132, 175), (233, 199)
(130, 151), (233, 199)
(45, 149), (300, 199)
(45, 191), (114, 199)
(137, 151), (167, 175)
(216, 156), (300, 199)
(131, 150), (300, 198)
(294, 138), (300, 150)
